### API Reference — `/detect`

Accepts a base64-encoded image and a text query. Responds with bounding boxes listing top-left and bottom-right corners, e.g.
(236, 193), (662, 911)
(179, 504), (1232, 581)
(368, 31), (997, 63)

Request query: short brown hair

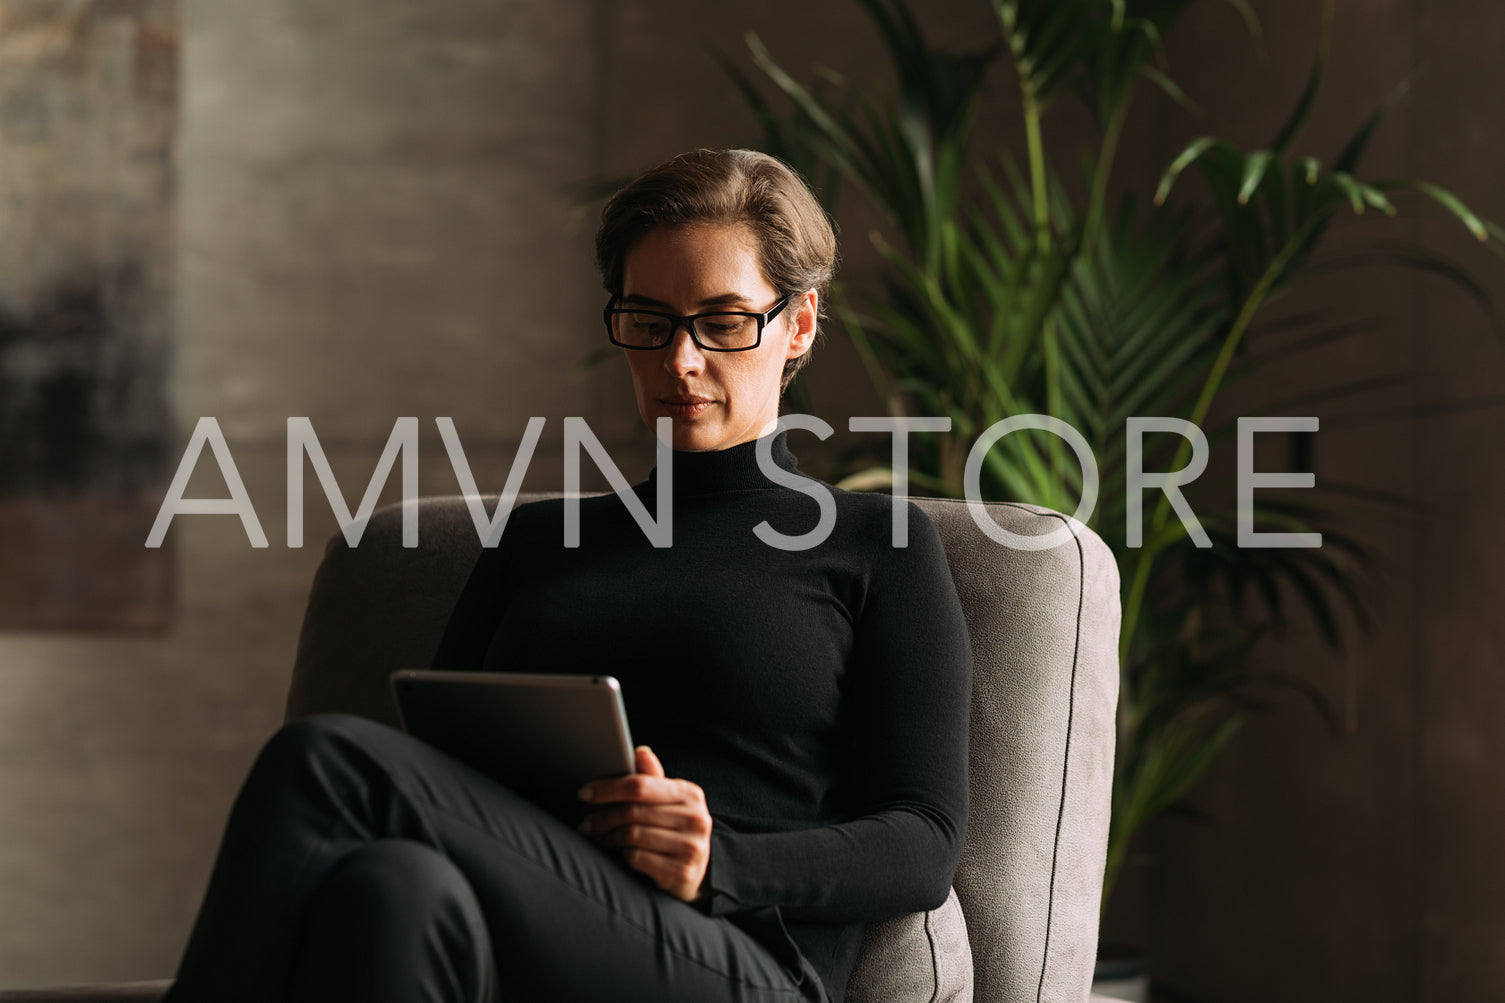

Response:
(595, 149), (838, 390)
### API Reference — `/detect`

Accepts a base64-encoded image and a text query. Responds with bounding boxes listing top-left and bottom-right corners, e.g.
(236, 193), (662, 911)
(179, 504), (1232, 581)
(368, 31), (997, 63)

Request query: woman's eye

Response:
(703, 318), (750, 335)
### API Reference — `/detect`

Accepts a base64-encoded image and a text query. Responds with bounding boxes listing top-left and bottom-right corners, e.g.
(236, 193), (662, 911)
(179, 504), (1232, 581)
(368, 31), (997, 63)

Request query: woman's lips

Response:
(660, 395), (715, 418)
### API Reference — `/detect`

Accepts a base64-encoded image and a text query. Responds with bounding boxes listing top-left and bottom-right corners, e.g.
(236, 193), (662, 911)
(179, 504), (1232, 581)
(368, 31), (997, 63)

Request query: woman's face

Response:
(619, 223), (816, 452)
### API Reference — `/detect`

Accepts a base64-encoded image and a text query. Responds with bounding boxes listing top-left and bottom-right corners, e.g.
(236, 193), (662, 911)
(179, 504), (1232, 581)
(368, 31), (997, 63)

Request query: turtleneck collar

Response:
(644, 429), (800, 496)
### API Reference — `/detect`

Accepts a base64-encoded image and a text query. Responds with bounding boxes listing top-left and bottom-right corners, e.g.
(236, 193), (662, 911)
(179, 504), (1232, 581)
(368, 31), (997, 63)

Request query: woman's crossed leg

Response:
(163, 713), (823, 1003)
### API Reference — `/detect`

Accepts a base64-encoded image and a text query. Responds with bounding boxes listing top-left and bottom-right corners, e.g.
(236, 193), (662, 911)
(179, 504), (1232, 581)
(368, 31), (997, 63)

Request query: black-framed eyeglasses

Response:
(603, 295), (791, 352)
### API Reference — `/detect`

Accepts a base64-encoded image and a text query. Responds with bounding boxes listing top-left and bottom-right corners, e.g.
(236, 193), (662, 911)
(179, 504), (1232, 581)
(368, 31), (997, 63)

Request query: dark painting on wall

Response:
(0, 0), (177, 631)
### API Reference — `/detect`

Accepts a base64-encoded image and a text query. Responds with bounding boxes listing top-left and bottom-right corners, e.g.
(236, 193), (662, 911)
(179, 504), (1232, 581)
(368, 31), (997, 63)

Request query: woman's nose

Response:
(662, 325), (705, 375)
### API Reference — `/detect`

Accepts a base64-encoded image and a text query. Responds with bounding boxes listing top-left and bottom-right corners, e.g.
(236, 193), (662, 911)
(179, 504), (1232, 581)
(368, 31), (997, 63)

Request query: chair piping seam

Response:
(1035, 513), (1086, 1003)
(924, 907), (940, 1003)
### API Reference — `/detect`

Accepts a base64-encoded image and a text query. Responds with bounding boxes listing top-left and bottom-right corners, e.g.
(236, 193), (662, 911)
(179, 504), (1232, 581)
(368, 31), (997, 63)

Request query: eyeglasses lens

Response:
(610, 312), (759, 351)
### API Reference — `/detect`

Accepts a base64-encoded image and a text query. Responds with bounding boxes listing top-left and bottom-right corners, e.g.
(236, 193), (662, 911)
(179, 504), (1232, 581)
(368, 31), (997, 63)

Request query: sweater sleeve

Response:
(699, 503), (972, 924)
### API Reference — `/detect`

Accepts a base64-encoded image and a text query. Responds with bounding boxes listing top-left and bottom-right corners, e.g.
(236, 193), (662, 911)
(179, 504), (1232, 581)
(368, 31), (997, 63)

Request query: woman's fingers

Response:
(575, 750), (712, 903)
(580, 801), (710, 837)
(579, 772), (701, 807)
(576, 806), (710, 901)
(620, 846), (707, 900)
(592, 820), (698, 856)
(634, 745), (665, 777)
(579, 800), (709, 837)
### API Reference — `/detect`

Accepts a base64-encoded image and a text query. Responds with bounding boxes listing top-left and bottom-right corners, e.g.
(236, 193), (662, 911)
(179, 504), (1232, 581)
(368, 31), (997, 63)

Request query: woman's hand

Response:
(577, 746), (712, 903)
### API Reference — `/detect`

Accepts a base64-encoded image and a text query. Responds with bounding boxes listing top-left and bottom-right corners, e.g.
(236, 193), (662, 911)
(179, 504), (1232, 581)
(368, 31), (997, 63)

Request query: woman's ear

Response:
(785, 289), (819, 359)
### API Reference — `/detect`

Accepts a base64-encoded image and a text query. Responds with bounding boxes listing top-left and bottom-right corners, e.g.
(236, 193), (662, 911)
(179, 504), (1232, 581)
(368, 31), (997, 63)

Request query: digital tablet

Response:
(390, 670), (635, 821)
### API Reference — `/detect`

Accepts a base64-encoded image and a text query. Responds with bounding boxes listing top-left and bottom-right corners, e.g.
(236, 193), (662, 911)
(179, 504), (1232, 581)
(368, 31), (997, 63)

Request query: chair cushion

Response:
(846, 886), (972, 1003)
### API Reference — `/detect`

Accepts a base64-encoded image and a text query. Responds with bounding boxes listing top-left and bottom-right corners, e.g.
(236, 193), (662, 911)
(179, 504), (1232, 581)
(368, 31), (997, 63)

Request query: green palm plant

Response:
(731, 0), (1503, 916)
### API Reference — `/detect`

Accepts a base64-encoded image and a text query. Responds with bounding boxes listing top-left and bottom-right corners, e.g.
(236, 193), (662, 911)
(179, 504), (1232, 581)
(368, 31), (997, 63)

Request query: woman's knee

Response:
(320, 839), (482, 920)
(253, 712), (389, 779)
(296, 839), (494, 1002)
(233, 713), (405, 824)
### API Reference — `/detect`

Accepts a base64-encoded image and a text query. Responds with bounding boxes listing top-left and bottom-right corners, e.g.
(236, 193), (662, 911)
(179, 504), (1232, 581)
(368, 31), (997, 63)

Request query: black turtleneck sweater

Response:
(431, 431), (972, 1002)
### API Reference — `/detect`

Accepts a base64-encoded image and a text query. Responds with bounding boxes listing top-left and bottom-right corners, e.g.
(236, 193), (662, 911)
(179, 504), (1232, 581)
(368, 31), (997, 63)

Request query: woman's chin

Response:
(644, 409), (766, 452)
(644, 415), (710, 452)
(670, 423), (747, 453)
(671, 428), (720, 452)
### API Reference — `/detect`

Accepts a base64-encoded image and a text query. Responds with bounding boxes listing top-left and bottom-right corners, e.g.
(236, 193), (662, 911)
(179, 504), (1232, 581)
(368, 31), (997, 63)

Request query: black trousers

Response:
(162, 713), (825, 1003)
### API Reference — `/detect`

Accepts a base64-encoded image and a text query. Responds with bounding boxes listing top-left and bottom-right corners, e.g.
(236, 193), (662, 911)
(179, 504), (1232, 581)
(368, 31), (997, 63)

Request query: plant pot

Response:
(1092, 943), (1150, 1002)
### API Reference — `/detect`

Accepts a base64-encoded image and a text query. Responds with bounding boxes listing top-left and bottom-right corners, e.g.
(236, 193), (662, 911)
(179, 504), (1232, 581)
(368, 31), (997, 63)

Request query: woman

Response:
(163, 148), (972, 1003)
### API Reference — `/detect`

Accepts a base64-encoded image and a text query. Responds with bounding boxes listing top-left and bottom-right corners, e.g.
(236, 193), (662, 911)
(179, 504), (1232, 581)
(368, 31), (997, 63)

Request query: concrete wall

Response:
(0, 0), (1501, 997)
(0, 0), (611, 984)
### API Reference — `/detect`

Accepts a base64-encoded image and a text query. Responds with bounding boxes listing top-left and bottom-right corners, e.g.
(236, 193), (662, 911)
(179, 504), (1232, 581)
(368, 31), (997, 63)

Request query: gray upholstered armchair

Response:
(0, 495), (1122, 1003)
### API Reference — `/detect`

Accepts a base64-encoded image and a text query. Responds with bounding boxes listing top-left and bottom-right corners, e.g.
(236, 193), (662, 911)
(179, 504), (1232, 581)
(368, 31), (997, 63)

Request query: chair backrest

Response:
(287, 494), (1120, 1003)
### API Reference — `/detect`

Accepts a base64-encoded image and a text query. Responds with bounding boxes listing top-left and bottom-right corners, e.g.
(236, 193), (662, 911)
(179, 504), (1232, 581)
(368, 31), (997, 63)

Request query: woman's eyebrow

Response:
(619, 293), (672, 308)
(620, 292), (750, 309)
